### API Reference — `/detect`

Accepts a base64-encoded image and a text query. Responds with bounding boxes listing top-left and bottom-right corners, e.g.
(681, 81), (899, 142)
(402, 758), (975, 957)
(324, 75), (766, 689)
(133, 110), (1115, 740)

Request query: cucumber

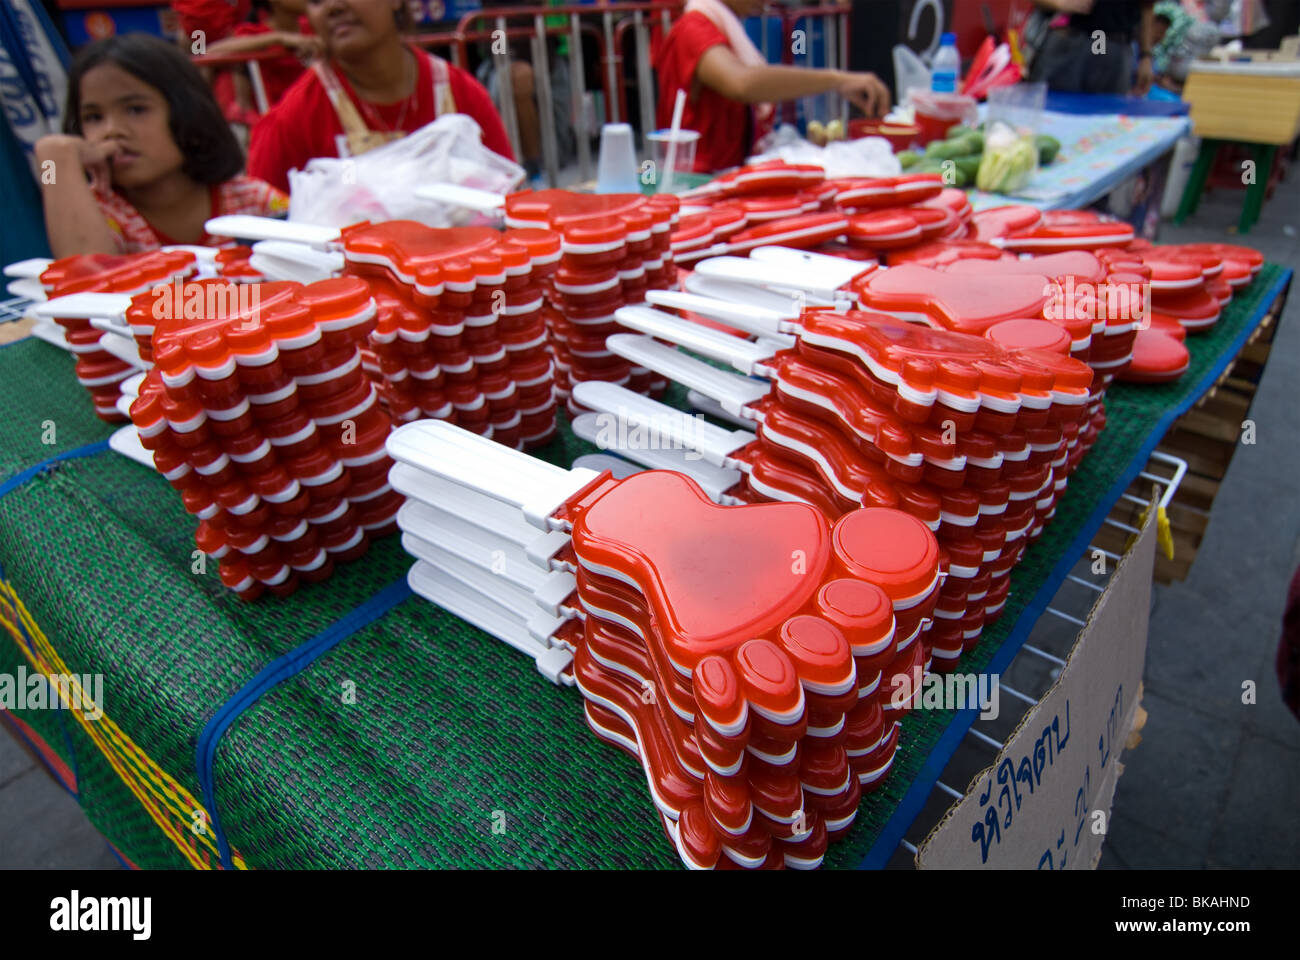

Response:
(954, 154), (982, 180)
(1035, 134), (1061, 165)
(897, 149), (921, 169)
(926, 137), (974, 161)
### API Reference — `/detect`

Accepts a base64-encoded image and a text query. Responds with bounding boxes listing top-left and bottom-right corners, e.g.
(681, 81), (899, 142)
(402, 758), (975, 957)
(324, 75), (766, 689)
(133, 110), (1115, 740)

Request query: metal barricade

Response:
(193, 2), (852, 187)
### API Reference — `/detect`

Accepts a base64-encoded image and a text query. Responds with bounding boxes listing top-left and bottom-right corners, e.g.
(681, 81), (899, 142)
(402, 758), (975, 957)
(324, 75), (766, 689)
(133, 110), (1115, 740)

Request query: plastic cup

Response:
(646, 129), (700, 191)
(596, 123), (641, 194)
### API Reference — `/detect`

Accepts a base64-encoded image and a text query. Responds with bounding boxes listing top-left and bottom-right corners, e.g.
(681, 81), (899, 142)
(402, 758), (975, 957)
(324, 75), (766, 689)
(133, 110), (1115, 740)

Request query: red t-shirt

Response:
(248, 47), (514, 194)
(171, 0), (251, 41)
(653, 11), (751, 173)
(212, 20), (310, 125)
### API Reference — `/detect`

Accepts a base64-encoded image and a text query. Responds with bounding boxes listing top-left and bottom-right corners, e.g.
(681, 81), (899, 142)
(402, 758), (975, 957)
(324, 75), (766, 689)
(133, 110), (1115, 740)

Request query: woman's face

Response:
(305, 0), (399, 59)
(77, 63), (183, 188)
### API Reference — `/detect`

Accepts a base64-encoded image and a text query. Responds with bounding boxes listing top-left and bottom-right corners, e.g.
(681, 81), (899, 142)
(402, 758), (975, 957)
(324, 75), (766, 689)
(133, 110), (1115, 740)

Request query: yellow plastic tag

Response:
(1156, 505), (1174, 561)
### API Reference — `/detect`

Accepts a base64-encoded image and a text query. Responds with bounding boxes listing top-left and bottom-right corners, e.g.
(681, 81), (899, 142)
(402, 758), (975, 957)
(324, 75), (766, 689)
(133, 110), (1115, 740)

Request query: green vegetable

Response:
(954, 155), (982, 180)
(947, 123), (975, 139)
(925, 135), (980, 161)
(976, 136), (1038, 194)
(897, 149), (921, 169)
(1035, 134), (1061, 165)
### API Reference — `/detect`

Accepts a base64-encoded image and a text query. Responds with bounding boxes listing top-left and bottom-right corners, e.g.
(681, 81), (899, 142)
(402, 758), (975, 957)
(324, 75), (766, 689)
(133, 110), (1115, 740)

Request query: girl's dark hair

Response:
(62, 33), (244, 186)
(395, 2), (414, 32)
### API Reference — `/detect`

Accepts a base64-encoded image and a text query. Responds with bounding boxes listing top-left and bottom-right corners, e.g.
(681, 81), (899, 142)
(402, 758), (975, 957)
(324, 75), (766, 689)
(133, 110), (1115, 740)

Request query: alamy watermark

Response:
(0, 667), (103, 721)
(151, 280), (260, 322)
(1043, 277), (1151, 323)
(592, 408), (708, 461)
(890, 667), (1000, 720)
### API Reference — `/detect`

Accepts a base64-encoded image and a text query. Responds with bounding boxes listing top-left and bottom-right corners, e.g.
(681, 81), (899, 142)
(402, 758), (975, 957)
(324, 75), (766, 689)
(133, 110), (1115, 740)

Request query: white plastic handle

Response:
(399, 517), (577, 617)
(120, 372), (147, 398)
(604, 335), (768, 421)
(389, 462), (570, 575)
(415, 183), (507, 212)
(204, 215), (340, 250)
(8, 278), (46, 302)
(614, 305), (774, 375)
(107, 425), (156, 470)
(750, 244), (873, 272)
(397, 493), (569, 577)
(403, 534), (573, 653)
(572, 453), (643, 479)
(248, 251), (342, 284)
(407, 561), (574, 685)
(87, 315), (129, 334)
(28, 319), (71, 351)
(390, 463), (531, 544)
(4, 257), (52, 279)
(643, 289), (793, 343)
(31, 292), (133, 320)
(693, 255), (845, 303)
(251, 240), (344, 273)
(571, 379), (755, 468)
(683, 273), (809, 319)
(571, 411), (746, 501)
(686, 390), (758, 429)
(386, 419), (598, 529)
(94, 327), (149, 371)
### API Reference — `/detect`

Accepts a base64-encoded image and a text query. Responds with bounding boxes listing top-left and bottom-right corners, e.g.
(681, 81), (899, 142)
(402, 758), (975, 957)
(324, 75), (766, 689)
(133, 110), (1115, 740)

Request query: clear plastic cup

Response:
(646, 129), (700, 192)
(596, 123), (641, 194)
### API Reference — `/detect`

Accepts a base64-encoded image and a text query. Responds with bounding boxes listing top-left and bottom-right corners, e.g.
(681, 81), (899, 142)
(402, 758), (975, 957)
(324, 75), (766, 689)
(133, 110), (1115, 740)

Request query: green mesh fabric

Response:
(0, 339), (118, 483)
(0, 264), (1288, 868)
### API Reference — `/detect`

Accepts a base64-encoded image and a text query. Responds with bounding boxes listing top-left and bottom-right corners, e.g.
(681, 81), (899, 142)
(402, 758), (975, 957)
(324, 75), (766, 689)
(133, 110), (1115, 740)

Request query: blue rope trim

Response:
(195, 577), (413, 869)
(861, 268), (1292, 868)
(0, 440), (111, 501)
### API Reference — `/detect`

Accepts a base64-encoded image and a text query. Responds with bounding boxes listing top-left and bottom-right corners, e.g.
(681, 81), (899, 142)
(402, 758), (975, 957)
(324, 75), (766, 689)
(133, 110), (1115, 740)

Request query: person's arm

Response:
(205, 31), (321, 59)
(1133, 1), (1156, 95)
(34, 135), (122, 258)
(1034, 0), (1095, 13)
(696, 43), (890, 117)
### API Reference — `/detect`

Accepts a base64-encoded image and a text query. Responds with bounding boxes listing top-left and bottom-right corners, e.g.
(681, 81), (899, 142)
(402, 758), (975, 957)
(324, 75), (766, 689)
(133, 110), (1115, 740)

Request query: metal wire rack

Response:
(887, 450), (1189, 866)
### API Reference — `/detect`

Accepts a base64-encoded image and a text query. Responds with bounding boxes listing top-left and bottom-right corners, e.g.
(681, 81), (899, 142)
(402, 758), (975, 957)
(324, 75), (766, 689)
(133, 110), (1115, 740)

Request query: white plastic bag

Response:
(287, 114), (525, 228)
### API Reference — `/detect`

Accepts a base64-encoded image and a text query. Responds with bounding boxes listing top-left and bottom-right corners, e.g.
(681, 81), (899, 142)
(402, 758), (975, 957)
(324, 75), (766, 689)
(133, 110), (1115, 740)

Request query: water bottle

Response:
(932, 33), (960, 93)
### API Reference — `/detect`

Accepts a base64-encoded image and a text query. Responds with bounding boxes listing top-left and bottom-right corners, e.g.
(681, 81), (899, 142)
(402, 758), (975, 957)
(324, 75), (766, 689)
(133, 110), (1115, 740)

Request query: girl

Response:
(248, 0), (514, 194)
(35, 33), (287, 258)
(654, 0), (892, 173)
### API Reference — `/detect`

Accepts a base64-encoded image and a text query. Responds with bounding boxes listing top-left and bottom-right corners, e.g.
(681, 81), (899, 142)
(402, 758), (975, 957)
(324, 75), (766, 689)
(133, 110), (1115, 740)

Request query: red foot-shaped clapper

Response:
(130, 277), (400, 598)
(385, 419), (939, 869)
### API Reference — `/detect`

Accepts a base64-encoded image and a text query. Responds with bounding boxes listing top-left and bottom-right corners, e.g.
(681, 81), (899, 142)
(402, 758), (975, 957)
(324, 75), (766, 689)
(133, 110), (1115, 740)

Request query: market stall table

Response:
(0, 264), (1290, 869)
(968, 108), (1191, 219)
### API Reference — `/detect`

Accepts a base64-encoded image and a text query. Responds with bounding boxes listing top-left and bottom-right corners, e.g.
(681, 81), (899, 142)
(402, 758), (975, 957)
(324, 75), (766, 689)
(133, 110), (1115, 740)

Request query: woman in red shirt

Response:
(248, 0), (514, 193)
(654, 0), (891, 172)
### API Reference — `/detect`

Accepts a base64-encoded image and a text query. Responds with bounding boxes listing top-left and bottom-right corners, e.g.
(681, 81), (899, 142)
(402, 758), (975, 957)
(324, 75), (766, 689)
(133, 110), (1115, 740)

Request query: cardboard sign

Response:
(917, 503), (1157, 869)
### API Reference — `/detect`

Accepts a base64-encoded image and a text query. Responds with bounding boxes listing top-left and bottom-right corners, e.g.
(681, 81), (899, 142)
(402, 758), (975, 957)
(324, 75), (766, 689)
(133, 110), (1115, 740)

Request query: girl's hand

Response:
(836, 71), (892, 118)
(34, 134), (121, 190)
